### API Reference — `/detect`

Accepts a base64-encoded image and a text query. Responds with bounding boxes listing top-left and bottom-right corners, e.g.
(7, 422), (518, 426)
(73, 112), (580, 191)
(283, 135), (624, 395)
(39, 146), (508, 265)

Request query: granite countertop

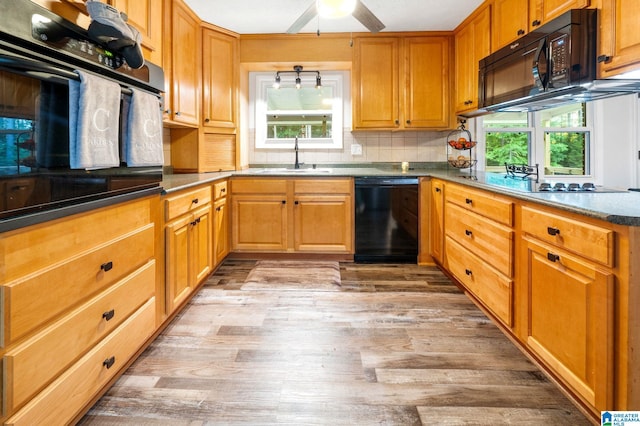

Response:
(161, 165), (640, 226)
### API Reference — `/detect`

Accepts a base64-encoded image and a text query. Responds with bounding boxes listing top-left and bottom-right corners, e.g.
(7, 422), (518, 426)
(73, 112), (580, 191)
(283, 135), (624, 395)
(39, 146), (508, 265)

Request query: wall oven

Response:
(0, 0), (164, 230)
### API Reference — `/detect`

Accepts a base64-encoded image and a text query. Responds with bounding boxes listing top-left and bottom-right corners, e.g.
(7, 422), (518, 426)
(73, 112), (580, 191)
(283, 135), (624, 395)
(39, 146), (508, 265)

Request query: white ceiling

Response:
(182, 0), (485, 34)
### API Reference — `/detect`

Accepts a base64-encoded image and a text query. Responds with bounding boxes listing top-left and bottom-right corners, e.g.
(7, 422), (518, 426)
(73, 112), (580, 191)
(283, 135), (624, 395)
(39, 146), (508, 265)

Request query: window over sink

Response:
(253, 72), (345, 150)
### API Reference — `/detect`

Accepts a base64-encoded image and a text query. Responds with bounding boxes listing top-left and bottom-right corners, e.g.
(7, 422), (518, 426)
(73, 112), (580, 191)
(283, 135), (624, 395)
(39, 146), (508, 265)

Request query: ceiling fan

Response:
(287, 0), (385, 34)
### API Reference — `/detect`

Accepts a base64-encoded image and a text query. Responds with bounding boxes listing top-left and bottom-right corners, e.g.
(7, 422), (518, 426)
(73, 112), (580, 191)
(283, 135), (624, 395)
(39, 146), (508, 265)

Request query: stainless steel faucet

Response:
(294, 136), (301, 169)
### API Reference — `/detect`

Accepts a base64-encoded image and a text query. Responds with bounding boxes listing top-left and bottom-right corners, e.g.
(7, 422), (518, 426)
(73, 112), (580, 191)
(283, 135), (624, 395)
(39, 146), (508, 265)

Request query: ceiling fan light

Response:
(316, 0), (356, 18)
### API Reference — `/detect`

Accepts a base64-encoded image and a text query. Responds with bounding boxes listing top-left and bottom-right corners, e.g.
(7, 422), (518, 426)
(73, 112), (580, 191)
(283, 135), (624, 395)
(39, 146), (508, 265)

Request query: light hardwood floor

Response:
(79, 260), (591, 425)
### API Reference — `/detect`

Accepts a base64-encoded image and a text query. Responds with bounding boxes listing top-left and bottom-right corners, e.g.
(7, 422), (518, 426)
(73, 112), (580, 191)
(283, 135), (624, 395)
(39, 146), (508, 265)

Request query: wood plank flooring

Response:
(79, 260), (591, 425)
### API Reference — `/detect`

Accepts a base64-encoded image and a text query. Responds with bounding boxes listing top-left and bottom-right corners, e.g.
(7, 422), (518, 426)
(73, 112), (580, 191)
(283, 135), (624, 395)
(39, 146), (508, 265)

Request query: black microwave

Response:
(0, 0), (165, 229)
(477, 9), (598, 113)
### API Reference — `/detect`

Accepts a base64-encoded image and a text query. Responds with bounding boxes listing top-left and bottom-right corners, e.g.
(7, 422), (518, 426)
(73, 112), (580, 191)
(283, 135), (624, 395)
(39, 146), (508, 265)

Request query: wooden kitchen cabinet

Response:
(443, 182), (515, 327)
(230, 177), (353, 254)
(0, 195), (159, 424)
(110, 0), (163, 65)
(171, 129), (237, 173)
(352, 35), (452, 130)
(454, 3), (491, 114)
(213, 180), (230, 266)
(164, 185), (212, 313)
(164, 0), (200, 127)
(492, 0), (529, 51)
(520, 204), (614, 411)
(528, 0), (589, 30)
(202, 25), (239, 131)
(427, 179), (445, 265)
(598, 0), (640, 78)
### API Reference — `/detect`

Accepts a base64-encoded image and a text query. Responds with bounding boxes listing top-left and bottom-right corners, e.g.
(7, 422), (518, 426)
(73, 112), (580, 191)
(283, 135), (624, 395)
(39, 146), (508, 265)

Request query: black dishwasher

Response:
(354, 177), (419, 263)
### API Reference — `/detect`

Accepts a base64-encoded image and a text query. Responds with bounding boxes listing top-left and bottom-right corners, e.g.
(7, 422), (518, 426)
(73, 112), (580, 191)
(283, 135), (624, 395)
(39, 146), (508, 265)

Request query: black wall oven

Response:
(0, 0), (164, 230)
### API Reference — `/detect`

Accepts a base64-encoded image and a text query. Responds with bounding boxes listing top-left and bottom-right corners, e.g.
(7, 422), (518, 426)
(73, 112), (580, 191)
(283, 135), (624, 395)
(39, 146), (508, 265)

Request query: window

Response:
(480, 103), (593, 178)
(254, 72), (344, 149)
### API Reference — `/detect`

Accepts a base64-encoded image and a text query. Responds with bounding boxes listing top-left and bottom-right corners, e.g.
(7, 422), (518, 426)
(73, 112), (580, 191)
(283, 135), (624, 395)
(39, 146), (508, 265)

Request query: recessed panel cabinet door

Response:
(231, 195), (288, 251)
(293, 195), (352, 252)
(599, 0), (640, 77)
(213, 197), (229, 265)
(165, 215), (191, 313)
(171, 0), (200, 126)
(202, 28), (238, 130)
(111, 0), (163, 64)
(492, 0), (529, 51)
(524, 237), (614, 411)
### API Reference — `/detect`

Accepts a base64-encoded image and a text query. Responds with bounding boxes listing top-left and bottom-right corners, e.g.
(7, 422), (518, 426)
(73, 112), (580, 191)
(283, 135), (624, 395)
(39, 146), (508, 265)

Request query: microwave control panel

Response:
(549, 33), (570, 86)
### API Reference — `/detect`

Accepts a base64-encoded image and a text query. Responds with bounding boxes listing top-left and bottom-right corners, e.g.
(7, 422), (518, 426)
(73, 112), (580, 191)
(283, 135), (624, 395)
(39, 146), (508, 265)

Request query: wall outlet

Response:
(351, 143), (363, 156)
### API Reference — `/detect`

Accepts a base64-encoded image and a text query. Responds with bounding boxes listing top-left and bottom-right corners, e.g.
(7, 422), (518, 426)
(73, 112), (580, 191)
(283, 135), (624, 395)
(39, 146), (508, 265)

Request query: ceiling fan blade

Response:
(286, 1), (318, 34)
(352, 0), (385, 33)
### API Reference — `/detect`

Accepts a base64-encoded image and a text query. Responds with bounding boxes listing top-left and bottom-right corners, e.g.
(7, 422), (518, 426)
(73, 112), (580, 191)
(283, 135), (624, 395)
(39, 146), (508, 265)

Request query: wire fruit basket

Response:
(446, 123), (477, 169)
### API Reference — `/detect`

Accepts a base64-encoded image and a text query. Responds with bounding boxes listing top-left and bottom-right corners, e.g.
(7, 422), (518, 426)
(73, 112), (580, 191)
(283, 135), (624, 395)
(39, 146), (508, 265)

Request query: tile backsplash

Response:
(248, 129), (449, 165)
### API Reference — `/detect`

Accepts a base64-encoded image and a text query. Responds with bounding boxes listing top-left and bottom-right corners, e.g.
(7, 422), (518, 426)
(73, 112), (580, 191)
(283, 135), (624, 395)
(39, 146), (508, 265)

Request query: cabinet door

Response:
(202, 28), (238, 130)
(201, 133), (236, 172)
(524, 237), (614, 410)
(111, 0), (163, 64)
(352, 37), (400, 129)
(165, 215), (191, 312)
(192, 205), (212, 285)
(599, 0), (640, 77)
(213, 197), (229, 266)
(529, 0), (589, 30)
(404, 37), (451, 128)
(492, 0), (529, 51)
(231, 195), (288, 251)
(293, 194), (352, 253)
(455, 5), (491, 113)
(171, 0), (200, 126)
(429, 180), (445, 264)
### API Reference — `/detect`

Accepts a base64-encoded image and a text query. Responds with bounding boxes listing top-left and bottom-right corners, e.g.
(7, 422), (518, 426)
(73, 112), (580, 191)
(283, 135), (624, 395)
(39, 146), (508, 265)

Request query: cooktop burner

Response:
(482, 173), (627, 193)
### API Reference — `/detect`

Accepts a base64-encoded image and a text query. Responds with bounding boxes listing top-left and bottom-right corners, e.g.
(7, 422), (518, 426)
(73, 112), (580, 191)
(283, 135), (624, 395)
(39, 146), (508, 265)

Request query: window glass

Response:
(485, 131), (530, 171)
(544, 131), (589, 175)
(483, 111), (528, 128)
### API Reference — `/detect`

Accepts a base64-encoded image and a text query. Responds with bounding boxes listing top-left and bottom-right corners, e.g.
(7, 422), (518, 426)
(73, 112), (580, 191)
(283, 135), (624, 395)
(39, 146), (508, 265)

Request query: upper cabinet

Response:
(529, 0), (590, 30)
(492, 0), (529, 51)
(201, 25), (239, 132)
(352, 35), (452, 130)
(110, 0), (163, 65)
(598, 0), (640, 78)
(454, 3), (491, 114)
(164, 0), (201, 127)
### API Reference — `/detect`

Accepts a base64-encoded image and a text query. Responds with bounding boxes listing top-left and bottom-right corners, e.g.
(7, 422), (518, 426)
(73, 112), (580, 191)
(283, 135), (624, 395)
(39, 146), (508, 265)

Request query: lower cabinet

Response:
(0, 195), (159, 424)
(213, 180), (230, 266)
(231, 177), (353, 254)
(428, 179), (445, 264)
(164, 185), (213, 313)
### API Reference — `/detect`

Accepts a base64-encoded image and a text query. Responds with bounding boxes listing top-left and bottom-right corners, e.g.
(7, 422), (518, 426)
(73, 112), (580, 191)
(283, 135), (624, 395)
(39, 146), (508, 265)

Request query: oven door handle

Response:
(0, 52), (135, 95)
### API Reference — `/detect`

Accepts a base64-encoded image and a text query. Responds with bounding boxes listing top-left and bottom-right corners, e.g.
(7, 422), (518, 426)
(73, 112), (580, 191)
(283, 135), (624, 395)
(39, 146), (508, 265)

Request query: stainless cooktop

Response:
(482, 173), (627, 193)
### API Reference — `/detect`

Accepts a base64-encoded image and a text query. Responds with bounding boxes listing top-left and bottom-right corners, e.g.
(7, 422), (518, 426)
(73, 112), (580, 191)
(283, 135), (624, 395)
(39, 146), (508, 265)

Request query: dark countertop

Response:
(162, 165), (640, 226)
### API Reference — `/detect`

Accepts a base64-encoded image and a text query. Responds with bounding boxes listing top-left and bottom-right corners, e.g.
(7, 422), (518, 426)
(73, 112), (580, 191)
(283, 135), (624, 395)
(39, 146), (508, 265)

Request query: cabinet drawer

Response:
(5, 298), (156, 426)
(445, 202), (514, 277)
(213, 180), (228, 200)
(294, 178), (352, 194)
(521, 206), (614, 266)
(446, 236), (513, 327)
(231, 178), (287, 194)
(4, 260), (155, 412)
(446, 184), (513, 226)
(2, 224), (154, 345)
(165, 186), (212, 221)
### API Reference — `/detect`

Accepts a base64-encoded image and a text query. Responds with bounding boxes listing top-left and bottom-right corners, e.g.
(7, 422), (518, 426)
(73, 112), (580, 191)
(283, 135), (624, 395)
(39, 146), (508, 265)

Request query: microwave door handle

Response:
(532, 38), (549, 92)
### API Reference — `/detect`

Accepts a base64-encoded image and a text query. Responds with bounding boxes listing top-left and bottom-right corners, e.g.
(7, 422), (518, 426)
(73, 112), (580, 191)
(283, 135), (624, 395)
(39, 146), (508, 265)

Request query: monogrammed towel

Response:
(122, 88), (163, 166)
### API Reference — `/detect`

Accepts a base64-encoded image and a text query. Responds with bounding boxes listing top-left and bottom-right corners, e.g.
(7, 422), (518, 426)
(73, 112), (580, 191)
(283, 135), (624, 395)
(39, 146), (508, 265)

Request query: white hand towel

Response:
(69, 70), (121, 169)
(123, 88), (164, 166)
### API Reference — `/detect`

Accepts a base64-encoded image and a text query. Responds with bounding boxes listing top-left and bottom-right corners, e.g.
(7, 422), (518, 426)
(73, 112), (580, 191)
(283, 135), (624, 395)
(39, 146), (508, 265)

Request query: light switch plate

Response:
(351, 144), (363, 155)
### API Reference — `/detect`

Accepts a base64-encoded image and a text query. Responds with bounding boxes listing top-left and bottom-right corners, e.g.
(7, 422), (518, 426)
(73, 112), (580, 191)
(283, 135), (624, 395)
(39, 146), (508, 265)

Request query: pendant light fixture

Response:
(273, 65), (322, 89)
(316, 0), (357, 19)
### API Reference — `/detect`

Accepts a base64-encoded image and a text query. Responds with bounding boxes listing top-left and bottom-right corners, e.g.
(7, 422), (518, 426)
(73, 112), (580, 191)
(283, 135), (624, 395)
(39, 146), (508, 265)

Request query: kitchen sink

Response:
(253, 168), (333, 174)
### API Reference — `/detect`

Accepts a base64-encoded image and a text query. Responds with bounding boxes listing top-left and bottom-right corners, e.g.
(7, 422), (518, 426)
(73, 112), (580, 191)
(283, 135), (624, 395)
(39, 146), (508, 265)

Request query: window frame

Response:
(254, 72), (344, 150)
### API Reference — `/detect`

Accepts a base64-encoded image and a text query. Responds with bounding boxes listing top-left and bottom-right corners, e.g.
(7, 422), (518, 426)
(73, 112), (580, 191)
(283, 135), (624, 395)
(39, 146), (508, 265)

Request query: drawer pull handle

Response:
(465, 269), (472, 276)
(282, 200), (286, 204)
(547, 253), (560, 262)
(192, 198), (199, 204)
(295, 200), (299, 205)
(220, 188), (226, 193)
(103, 356), (116, 369)
(101, 261), (113, 272)
(465, 198), (472, 204)
(216, 206), (221, 212)
(102, 309), (115, 321)
(547, 227), (560, 236)
(531, 19), (541, 26)
(465, 229), (473, 236)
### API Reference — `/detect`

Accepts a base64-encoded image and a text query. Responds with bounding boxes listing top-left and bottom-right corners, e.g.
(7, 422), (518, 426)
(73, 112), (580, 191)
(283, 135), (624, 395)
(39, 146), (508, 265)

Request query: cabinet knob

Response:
(597, 55), (612, 63)
(547, 252), (560, 262)
(531, 19), (541, 27)
(547, 226), (560, 236)
(517, 29), (525, 36)
(102, 309), (115, 321)
(204, 118), (210, 123)
(282, 200), (286, 204)
(294, 200), (299, 205)
(175, 111), (181, 116)
(465, 269), (473, 276)
(103, 356), (116, 369)
(100, 261), (113, 272)
(406, 120), (411, 125)
(395, 119), (399, 125)
(216, 206), (221, 211)
(465, 198), (473, 205)
(164, 109), (172, 115)
(465, 229), (473, 237)
(435, 188), (441, 193)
